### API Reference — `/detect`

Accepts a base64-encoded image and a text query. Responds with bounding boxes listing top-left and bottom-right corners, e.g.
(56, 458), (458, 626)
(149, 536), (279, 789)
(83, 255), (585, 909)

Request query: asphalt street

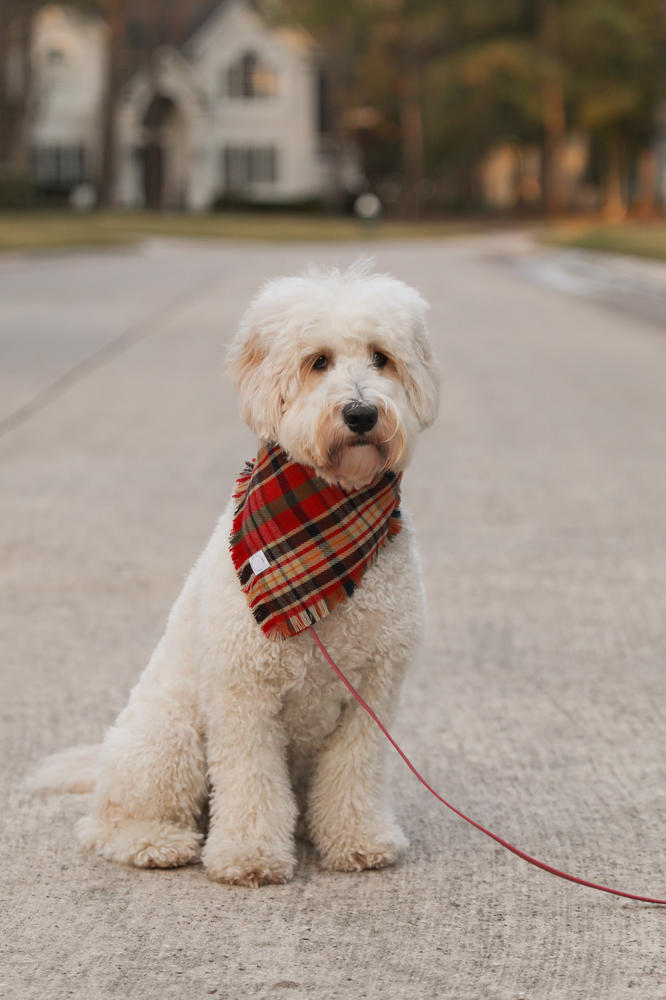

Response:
(1, 235), (665, 1000)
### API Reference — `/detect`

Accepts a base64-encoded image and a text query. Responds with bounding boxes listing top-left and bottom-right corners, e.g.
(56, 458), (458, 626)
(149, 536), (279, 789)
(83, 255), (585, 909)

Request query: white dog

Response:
(30, 261), (439, 887)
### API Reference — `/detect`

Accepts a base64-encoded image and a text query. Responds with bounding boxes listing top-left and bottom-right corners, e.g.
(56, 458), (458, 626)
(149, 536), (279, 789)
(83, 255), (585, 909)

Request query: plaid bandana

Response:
(230, 443), (402, 640)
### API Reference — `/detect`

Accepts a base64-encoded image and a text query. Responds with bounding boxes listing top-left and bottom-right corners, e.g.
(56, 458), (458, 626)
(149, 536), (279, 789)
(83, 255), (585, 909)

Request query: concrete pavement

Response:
(1, 235), (665, 999)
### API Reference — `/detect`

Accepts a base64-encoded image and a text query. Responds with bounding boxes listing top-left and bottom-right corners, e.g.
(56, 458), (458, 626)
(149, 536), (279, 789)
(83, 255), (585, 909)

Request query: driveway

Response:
(1, 235), (665, 999)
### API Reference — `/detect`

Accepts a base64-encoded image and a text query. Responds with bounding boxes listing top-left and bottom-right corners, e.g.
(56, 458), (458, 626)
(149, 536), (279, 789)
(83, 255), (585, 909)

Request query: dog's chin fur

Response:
(30, 262), (439, 887)
(316, 442), (385, 492)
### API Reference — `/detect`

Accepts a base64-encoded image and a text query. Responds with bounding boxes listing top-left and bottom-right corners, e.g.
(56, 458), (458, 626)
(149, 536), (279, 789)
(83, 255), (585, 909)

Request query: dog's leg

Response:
(307, 654), (408, 872)
(201, 685), (298, 887)
(77, 582), (208, 869)
(77, 701), (207, 869)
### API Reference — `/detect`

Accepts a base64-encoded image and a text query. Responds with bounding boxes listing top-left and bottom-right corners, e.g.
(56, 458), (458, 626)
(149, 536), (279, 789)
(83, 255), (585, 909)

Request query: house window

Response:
(250, 147), (277, 183)
(225, 51), (277, 98)
(31, 145), (87, 189)
(222, 146), (278, 189)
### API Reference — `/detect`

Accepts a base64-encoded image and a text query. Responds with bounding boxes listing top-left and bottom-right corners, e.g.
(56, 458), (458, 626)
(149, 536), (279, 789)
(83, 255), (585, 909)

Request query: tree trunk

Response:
(98, 0), (126, 208)
(0, 0), (12, 163)
(602, 132), (627, 222)
(322, 34), (355, 213)
(0, 1), (36, 170)
(9, 3), (35, 172)
(398, 60), (425, 215)
(541, 78), (566, 213)
(633, 147), (658, 219)
(538, 0), (566, 214)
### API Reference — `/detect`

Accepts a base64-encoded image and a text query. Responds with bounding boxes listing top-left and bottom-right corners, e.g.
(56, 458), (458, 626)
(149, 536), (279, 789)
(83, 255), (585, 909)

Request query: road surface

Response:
(1, 235), (665, 1000)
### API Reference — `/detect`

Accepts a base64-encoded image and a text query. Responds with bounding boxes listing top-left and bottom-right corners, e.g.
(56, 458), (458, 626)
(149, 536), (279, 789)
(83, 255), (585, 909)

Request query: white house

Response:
(28, 5), (107, 191)
(27, 0), (360, 209)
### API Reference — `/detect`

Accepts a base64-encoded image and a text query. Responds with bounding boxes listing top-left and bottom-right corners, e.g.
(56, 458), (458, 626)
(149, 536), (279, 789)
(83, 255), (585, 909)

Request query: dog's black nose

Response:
(342, 402), (378, 434)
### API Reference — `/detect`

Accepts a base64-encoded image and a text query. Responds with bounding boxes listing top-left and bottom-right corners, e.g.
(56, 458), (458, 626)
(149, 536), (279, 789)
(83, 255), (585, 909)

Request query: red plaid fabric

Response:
(230, 443), (402, 640)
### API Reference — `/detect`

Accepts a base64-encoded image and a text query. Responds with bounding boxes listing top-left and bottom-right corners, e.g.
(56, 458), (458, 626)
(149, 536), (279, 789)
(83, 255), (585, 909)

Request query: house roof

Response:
(180, 0), (228, 45)
(182, 0), (314, 52)
(42, 0), (311, 64)
(124, 0), (227, 52)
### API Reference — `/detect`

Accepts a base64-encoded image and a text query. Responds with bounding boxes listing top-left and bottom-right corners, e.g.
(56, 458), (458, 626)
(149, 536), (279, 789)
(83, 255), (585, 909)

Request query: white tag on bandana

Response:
(249, 550), (270, 575)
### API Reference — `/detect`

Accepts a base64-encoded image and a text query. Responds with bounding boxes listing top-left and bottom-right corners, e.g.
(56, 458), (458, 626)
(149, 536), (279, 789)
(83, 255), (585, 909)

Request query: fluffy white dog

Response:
(30, 261), (439, 887)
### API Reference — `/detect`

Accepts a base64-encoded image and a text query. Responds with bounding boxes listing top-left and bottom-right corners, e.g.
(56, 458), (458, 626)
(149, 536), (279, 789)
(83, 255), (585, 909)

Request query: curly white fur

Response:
(29, 261), (440, 887)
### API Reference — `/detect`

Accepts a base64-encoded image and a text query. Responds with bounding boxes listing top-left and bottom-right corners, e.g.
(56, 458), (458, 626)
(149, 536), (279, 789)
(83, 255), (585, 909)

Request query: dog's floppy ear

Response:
(406, 320), (440, 429)
(226, 328), (283, 441)
(392, 312), (440, 431)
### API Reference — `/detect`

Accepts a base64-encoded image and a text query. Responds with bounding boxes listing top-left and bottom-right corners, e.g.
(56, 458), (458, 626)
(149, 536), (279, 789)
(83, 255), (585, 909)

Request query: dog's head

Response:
(228, 262), (439, 490)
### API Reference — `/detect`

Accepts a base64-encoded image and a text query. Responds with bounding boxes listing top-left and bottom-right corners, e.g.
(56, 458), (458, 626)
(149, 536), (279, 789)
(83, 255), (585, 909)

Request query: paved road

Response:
(1, 236), (665, 1000)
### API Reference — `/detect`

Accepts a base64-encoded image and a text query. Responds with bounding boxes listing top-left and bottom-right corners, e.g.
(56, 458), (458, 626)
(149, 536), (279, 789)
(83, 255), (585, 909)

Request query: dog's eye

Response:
(372, 351), (389, 369)
(312, 355), (329, 371)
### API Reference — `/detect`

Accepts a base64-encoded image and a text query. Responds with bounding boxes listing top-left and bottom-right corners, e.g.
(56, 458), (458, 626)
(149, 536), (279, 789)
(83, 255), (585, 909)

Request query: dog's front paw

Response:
(319, 827), (408, 873)
(77, 816), (202, 869)
(202, 841), (295, 887)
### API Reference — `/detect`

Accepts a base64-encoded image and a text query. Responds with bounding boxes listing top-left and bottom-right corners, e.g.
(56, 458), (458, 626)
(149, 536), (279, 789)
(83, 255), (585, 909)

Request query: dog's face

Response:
(228, 263), (439, 490)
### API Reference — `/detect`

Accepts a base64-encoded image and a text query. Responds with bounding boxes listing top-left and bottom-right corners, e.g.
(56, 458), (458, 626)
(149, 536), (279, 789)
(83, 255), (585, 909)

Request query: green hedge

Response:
(212, 193), (328, 214)
(0, 167), (37, 209)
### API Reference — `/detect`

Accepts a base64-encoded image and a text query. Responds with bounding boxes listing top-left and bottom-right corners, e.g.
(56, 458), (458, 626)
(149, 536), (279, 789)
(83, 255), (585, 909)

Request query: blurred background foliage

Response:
(0, 0), (665, 220)
(289, 0), (666, 217)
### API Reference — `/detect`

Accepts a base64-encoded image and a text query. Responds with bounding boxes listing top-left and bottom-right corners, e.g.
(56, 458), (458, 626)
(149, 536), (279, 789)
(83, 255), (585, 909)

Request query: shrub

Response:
(0, 167), (37, 209)
(212, 193), (327, 214)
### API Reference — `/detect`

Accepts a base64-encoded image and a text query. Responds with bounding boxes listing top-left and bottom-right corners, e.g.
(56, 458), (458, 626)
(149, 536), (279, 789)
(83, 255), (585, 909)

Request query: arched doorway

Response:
(141, 93), (187, 210)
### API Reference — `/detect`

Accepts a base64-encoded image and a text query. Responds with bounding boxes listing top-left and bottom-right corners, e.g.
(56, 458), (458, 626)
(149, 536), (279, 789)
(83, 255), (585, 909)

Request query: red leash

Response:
(310, 627), (666, 905)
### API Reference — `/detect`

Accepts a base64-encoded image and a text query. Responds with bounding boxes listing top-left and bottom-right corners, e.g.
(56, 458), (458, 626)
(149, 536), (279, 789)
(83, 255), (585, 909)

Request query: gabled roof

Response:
(124, 0), (226, 51)
(89, 0), (312, 63)
(183, 0), (315, 57)
(181, 0), (229, 46)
